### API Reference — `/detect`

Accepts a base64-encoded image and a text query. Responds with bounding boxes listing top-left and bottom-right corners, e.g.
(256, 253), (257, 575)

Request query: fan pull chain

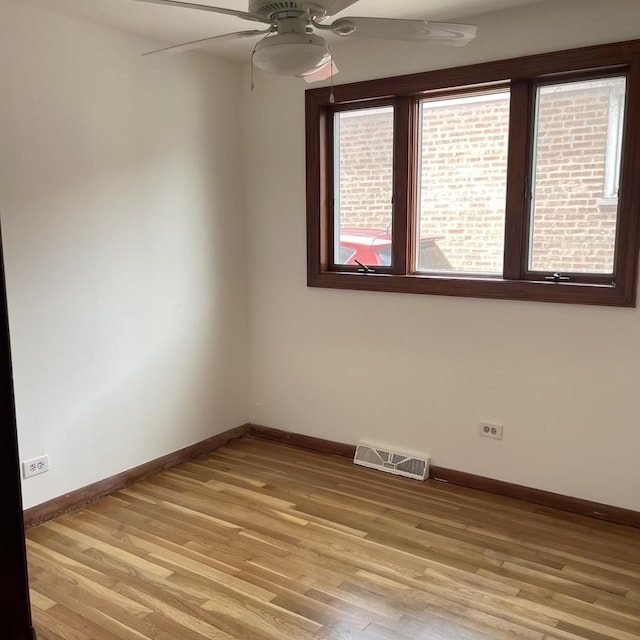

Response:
(250, 46), (257, 92)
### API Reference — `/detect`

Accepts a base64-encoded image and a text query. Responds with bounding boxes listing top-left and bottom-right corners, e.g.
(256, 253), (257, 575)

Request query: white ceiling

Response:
(15, 0), (548, 61)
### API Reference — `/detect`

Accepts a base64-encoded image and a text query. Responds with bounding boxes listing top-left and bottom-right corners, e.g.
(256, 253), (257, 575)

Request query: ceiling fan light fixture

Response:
(253, 32), (330, 76)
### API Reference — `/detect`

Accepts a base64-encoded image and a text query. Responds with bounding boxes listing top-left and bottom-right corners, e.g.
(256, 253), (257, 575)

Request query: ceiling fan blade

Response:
(143, 29), (269, 56)
(314, 0), (359, 18)
(331, 18), (477, 46)
(134, 0), (270, 24)
(302, 60), (339, 84)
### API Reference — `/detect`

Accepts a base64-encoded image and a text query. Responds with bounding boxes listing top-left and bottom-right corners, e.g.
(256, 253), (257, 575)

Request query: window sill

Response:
(597, 197), (619, 211)
(308, 271), (635, 307)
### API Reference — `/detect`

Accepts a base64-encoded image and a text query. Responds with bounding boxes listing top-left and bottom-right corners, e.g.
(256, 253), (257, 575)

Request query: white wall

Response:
(245, 0), (640, 511)
(3, 0), (639, 514)
(0, 2), (249, 508)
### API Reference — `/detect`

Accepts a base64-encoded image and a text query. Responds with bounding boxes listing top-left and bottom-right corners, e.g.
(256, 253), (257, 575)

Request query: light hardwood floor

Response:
(26, 438), (640, 640)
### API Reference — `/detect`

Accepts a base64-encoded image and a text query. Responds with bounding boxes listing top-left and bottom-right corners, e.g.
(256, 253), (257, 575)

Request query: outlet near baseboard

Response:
(22, 455), (49, 478)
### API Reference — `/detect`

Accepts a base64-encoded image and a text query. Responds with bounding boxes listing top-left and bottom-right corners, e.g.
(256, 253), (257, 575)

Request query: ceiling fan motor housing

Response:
(248, 2), (331, 77)
(249, 1), (309, 20)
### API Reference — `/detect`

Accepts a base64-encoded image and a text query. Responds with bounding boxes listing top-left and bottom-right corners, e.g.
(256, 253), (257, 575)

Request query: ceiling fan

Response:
(134, 0), (478, 82)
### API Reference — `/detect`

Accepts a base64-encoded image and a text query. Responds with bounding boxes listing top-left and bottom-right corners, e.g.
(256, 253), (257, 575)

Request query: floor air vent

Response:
(353, 443), (429, 481)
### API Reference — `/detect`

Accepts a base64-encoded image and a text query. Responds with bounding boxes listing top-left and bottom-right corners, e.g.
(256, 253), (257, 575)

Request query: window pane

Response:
(417, 91), (510, 274)
(334, 106), (394, 267)
(529, 76), (626, 274)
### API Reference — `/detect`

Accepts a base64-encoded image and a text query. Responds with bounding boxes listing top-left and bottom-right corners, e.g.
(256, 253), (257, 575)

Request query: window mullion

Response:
(324, 108), (335, 270)
(503, 80), (534, 280)
(391, 96), (414, 275)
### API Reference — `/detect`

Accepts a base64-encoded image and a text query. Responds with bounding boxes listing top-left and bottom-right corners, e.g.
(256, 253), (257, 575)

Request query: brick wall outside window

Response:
(419, 93), (509, 273)
(336, 83), (621, 274)
(337, 107), (394, 234)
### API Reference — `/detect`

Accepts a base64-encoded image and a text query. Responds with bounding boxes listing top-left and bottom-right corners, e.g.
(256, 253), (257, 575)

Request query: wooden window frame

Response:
(306, 40), (640, 306)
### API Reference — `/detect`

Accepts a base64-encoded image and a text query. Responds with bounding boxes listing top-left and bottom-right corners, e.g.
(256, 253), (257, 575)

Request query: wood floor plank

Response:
(29, 589), (58, 613)
(27, 440), (640, 640)
(30, 604), (116, 640)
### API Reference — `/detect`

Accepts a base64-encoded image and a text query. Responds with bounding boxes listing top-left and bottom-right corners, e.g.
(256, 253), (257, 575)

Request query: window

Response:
(334, 106), (395, 266)
(528, 77), (625, 276)
(306, 40), (640, 306)
(417, 90), (510, 275)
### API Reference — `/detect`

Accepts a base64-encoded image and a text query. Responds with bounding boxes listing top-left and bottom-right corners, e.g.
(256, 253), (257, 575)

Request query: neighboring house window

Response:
(602, 84), (625, 203)
(305, 40), (640, 306)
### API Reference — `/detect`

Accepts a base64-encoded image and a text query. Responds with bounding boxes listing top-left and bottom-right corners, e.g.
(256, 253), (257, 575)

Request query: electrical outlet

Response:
(478, 421), (503, 440)
(22, 455), (49, 479)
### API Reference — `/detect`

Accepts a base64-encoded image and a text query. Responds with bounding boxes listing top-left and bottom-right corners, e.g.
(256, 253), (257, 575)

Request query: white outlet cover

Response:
(478, 421), (503, 440)
(22, 455), (50, 478)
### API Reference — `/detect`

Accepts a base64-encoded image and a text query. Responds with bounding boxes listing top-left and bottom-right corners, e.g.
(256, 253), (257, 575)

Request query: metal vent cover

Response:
(354, 443), (429, 481)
